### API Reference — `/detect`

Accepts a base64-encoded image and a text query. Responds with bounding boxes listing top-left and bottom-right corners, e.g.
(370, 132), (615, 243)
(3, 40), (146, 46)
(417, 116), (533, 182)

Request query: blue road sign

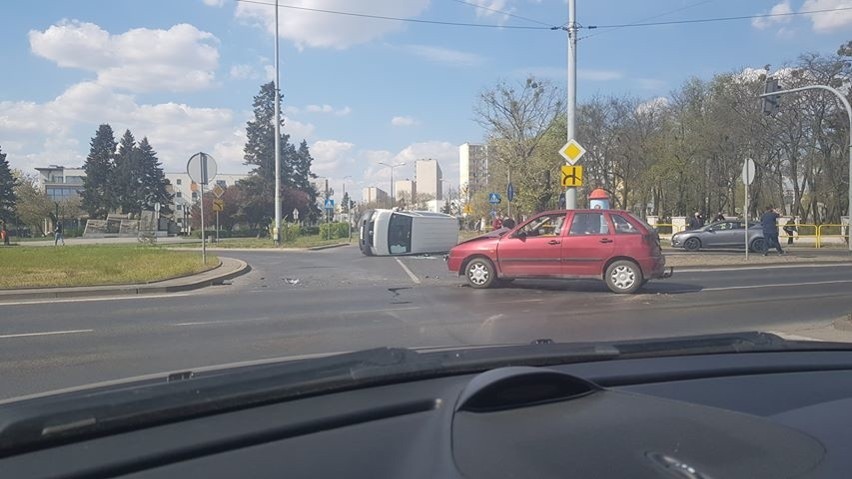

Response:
(324, 198), (335, 210)
(488, 192), (501, 205)
(507, 183), (515, 202)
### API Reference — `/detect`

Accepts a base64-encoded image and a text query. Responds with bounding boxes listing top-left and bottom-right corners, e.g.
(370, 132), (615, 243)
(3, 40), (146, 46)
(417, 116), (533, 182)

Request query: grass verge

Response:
(0, 245), (217, 289)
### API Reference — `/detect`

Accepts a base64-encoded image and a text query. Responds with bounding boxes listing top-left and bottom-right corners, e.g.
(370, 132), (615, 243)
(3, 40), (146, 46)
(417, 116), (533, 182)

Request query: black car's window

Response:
(569, 213), (610, 236)
(611, 214), (639, 234)
(519, 214), (566, 237)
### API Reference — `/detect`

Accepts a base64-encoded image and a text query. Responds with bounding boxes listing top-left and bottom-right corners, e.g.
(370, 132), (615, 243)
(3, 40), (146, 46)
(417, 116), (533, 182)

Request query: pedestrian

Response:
(502, 217), (516, 229)
(54, 221), (65, 246)
(759, 206), (783, 256)
(688, 212), (703, 230)
(491, 214), (503, 231)
(783, 218), (797, 245)
(714, 211), (725, 222)
(1, 221), (7, 246)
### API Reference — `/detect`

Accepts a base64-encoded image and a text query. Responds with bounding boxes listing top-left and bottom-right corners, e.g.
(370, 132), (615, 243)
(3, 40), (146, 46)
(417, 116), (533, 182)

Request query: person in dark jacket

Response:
(688, 212), (703, 230)
(783, 218), (797, 245)
(760, 206), (783, 255)
(714, 212), (725, 222)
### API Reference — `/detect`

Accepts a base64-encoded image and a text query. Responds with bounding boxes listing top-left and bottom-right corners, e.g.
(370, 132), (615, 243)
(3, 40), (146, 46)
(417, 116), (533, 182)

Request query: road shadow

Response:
(454, 279), (703, 295)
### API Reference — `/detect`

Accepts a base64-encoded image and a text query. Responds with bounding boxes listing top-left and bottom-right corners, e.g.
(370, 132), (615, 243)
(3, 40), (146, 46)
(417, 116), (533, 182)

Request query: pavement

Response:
(2, 245), (852, 400)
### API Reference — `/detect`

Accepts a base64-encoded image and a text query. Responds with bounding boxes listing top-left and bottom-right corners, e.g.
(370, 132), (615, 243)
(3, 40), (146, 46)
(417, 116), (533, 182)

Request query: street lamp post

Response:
(379, 162), (405, 208)
(760, 84), (852, 252)
(272, 0), (282, 245)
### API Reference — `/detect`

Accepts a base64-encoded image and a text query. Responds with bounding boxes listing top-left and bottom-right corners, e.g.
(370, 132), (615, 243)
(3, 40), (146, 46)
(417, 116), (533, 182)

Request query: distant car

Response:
(670, 220), (766, 252)
(446, 209), (670, 294)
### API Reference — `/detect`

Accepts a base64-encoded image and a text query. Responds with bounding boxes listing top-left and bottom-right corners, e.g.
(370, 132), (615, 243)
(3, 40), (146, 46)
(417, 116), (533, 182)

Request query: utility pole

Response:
(379, 162), (405, 208)
(343, 176), (352, 242)
(565, 0), (578, 210)
(273, 0), (282, 245)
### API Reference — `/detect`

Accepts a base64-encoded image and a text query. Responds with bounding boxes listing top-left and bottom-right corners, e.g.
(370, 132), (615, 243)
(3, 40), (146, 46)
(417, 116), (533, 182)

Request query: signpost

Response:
(325, 198), (335, 240)
(488, 193), (501, 205)
(742, 158), (756, 260)
(212, 199), (224, 244)
(187, 152), (217, 264)
(561, 165), (583, 187)
(559, 139), (586, 210)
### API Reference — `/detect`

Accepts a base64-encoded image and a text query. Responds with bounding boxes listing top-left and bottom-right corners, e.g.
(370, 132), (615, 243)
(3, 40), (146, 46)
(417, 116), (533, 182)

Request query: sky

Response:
(1, 0), (850, 202)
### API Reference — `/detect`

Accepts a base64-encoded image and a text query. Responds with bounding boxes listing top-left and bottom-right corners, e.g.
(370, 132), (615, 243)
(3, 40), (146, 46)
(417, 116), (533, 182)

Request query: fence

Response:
(652, 222), (846, 248)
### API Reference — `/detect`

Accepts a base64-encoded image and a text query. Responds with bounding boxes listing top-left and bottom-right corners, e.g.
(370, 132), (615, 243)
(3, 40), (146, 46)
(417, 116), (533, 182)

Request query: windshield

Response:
(0, 0), (851, 421)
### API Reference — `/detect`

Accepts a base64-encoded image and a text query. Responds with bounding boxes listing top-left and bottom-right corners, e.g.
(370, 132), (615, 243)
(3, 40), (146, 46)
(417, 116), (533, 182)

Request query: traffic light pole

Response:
(760, 84), (852, 252)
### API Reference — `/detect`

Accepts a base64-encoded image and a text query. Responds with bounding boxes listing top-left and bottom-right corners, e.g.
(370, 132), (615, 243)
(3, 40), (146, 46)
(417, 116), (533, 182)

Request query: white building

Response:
(459, 143), (489, 200)
(415, 159), (442, 202)
(34, 165), (86, 201)
(362, 186), (389, 205)
(164, 172), (248, 232)
(395, 179), (416, 204)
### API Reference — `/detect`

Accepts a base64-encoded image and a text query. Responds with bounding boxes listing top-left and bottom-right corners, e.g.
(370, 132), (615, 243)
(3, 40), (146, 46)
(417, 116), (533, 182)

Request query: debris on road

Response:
(283, 278), (300, 285)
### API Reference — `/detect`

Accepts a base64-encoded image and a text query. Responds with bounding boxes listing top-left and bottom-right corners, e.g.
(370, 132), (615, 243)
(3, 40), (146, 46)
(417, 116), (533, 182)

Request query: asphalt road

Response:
(3, 245), (852, 400)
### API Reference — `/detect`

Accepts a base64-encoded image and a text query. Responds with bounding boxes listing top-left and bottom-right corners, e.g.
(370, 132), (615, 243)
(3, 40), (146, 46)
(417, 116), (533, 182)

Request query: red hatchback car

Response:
(447, 209), (669, 293)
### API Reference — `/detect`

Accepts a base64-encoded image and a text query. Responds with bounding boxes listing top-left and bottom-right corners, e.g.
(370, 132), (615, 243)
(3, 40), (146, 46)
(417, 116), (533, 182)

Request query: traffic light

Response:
(762, 77), (781, 116)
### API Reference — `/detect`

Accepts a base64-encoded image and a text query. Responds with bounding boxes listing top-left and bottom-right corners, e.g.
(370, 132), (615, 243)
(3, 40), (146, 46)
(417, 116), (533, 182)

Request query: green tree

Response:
(81, 124), (117, 218)
(136, 137), (173, 215)
(0, 145), (18, 223)
(113, 129), (141, 215)
(12, 170), (53, 235)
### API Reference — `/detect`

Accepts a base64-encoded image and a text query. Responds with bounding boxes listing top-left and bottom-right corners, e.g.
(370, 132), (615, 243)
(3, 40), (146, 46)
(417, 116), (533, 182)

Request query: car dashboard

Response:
(4, 350), (852, 478)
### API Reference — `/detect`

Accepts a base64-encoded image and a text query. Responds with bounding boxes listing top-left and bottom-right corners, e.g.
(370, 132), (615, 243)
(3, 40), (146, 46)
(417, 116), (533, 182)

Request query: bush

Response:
(318, 222), (349, 240)
(301, 225), (320, 236)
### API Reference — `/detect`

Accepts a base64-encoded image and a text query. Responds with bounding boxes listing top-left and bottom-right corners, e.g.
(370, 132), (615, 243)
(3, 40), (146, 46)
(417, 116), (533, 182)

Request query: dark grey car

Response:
(670, 221), (766, 252)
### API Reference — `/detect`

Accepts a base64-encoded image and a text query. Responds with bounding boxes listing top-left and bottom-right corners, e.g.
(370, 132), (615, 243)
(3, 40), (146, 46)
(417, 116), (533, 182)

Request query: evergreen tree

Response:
(113, 129), (142, 215)
(136, 137), (173, 215)
(0, 145), (18, 223)
(81, 124), (117, 218)
(244, 82), (292, 183)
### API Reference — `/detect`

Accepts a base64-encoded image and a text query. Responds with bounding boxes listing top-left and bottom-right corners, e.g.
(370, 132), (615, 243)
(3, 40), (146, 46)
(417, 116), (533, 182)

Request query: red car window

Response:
(568, 212), (610, 235)
(611, 214), (641, 234)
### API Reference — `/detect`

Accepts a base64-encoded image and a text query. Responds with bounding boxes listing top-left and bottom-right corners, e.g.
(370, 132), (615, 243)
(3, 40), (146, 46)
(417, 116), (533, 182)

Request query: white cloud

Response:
(0, 82), (246, 173)
(282, 117), (316, 140)
(304, 104), (352, 116)
(229, 64), (258, 80)
(801, 0), (852, 32)
(235, 0), (430, 49)
(578, 69), (623, 81)
(202, 0), (225, 6)
(636, 97), (670, 114)
(391, 116), (418, 127)
(752, 1), (793, 29)
(400, 44), (486, 67)
(467, 0), (513, 25)
(263, 64), (276, 81)
(636, 78), (667, 90)
(29, 21), (219, 92)
(310, 139), (354, 176)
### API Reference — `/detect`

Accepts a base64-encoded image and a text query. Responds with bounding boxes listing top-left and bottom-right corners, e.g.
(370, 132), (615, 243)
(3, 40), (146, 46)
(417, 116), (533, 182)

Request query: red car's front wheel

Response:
(465, 258), (496, 289)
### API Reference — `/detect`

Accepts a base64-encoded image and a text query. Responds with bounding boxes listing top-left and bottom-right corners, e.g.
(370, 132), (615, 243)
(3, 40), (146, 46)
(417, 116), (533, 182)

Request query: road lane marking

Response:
(703, 279), (852, 292)
(395, 258), (421, 284)
(0, 329), (93, 339)
(0, 293), (192, 307)
(170, 306), (422, 327)
(677, 263), (852, 273)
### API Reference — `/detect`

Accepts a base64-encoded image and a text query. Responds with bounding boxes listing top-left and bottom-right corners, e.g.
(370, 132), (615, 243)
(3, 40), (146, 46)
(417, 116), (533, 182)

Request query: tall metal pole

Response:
(760, 84), (852, 252)
(273, 0), (282, 245)
(200, 182), (207, 264)
(744, 168), (749, 261)
(565, 0), (578, 209)
(390, 168), (395, 207)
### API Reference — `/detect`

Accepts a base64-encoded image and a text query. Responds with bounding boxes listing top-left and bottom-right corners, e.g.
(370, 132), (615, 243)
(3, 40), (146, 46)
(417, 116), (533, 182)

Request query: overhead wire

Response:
(585, 6), (852, 30)
(233, 0), (551, 30)
(446, 0), (557, 28)
(578, 0), (715, 41)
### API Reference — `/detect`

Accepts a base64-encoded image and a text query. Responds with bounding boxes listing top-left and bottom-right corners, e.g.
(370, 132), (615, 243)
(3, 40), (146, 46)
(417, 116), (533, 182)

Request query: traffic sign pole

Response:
(565, 0), (578, 210)
(743, 158), (756, 260)
(200, 181), (206, 264)
(216, 210), (220, 244)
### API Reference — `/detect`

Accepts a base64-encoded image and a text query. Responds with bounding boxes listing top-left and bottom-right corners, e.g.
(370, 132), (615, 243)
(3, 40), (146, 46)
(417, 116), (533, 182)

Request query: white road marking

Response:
(678, 262), (852, 273)
(703, 279), (852, 292)
(0, 329), (93, 339)
(0, 293), (192, 307)
(395, 258), (421, 284)
(170, 306), (421, 327)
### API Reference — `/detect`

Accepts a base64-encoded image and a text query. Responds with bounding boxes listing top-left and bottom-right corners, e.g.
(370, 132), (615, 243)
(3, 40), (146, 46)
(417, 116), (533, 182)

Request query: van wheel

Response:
(465, 258), (496, 289)
(605, 260), (643, 294)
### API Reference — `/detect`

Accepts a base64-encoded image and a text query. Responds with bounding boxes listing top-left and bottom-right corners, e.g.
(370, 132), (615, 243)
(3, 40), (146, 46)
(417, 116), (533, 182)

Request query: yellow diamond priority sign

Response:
(211, 184), (225, 198)
(559, 139), (586, 165)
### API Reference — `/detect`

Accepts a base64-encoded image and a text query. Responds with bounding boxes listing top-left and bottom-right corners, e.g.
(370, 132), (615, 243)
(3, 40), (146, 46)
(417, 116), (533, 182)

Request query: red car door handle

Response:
(599, 238), (613, 244)
(548, 240), (561, 245)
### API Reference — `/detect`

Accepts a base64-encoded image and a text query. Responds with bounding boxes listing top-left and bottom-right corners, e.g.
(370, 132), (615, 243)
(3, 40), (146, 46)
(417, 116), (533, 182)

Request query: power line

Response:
(586, 6), (852, 30)
(579, 0), (714, 41)
(447, 0), (556, 28)
(234, 0), (551, 30)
